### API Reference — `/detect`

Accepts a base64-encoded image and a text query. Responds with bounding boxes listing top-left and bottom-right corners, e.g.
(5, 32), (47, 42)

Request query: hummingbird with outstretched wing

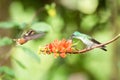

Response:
(13, 22), (49, 45)
(14, 29), (45, 45)
(71, 31), (107, 51)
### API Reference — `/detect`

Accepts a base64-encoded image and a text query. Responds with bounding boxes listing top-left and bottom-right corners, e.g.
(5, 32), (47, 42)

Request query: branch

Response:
(69, 34), (120, 54)
(39, 34), (120, 55)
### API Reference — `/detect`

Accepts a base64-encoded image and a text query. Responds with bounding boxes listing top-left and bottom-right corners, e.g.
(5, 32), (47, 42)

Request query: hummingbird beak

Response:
(69, 34), (75, 40)
(71, 34), (75, 38)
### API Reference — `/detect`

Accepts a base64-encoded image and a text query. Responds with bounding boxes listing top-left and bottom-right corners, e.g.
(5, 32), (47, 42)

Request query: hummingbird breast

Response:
(83, 38), (95, 47)
(78, 36), (96, 48)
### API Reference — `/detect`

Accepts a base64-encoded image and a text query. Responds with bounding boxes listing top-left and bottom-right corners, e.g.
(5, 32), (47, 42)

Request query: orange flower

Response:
(42, 39), (73, 58)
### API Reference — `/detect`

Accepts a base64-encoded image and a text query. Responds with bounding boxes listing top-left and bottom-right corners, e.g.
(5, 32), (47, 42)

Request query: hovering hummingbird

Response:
(71, 31), (107, 51)
(14, 30), (45, 45)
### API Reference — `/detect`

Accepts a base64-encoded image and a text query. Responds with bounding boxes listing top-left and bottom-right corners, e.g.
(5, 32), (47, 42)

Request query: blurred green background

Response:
(0, 0), (120, 80)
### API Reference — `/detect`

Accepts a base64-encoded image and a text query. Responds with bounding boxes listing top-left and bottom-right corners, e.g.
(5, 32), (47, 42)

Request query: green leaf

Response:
(81, 14), (99, 31)
(31, 22), (51, 32)
(45, 4), (50, 10)
(45, 3), (56, 10)
(77, 0), (98, 14)
(20, 46), (40, 63)
(0, 66), (15, 77)
(12, 57), (26, 69)
(0, 37), (13, 47)
(0, 21), (18, 29)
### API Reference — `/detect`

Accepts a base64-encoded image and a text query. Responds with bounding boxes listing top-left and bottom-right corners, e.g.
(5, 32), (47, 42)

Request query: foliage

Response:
(0, 0), (120, 80)
(19, 46), (40, 63)
(31, 22), (51, 32)
(0, 66), (15, 80)
(0, 37), (13, 47)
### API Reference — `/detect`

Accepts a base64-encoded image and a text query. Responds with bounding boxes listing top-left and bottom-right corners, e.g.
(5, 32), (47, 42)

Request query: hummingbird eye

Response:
(72, 34), (75, 37)
(70, 34), (75, 39)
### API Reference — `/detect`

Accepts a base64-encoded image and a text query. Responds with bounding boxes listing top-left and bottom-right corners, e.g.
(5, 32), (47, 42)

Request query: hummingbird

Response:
(71, 31), (107, 51)
(14, 30), (45, 45)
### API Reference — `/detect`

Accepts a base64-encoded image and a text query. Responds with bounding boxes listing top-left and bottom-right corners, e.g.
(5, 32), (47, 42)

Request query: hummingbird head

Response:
(71, 31), (81, 38)
(71, 31), (87, 40)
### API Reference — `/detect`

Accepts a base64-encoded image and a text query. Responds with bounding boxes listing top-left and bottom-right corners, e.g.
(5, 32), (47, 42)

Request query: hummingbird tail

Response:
(101, 47), (107, 51)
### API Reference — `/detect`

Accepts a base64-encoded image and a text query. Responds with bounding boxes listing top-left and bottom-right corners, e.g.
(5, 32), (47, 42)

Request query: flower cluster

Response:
(39, 39), (73, 58)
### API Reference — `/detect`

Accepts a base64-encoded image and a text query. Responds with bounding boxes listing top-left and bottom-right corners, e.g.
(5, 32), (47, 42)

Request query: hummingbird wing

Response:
(22, 29), (36, 38)
(90, 38), (101, 44)
(90, 38), (107, 51)
(24, 32), (45, 41)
